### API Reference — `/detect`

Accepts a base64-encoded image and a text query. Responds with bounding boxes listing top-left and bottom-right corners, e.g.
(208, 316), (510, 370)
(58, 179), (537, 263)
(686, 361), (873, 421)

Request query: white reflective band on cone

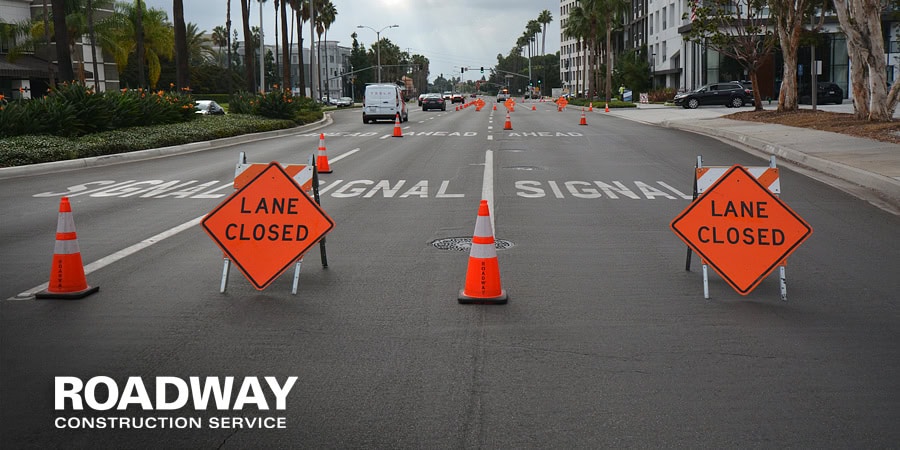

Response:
(469, 242), (496, 259)
(54, 239), (81, 254)
(473, 215), (493, 238)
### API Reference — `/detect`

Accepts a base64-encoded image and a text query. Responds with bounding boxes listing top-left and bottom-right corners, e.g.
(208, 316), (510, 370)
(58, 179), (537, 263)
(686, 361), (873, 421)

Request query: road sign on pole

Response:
(202, 162), (334, 290)
(670, 165), (812, 296)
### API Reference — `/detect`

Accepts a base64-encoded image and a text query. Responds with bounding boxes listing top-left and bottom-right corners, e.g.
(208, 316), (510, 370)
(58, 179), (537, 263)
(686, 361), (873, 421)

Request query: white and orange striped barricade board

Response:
(218, 152), (327, 294)
(235, 161), (314, 193)
(696, 166), (780, 195)
(685, 155), (789, 301)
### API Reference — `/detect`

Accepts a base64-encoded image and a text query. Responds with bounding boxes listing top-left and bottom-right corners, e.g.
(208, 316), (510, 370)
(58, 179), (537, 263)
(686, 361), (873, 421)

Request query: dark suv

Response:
(799, 82), (843, 105)
(674, 82), (752, 109)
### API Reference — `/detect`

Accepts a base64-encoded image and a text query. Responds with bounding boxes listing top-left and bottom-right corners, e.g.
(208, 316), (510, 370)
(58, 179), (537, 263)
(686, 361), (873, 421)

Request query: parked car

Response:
(497, 89), (510, 102)
(194, 100), (225, 115)
(451, 93), (464, 104)
(421, 93), (446, 111)
(799, 82), (843, 105)
(335, 97), (353, 107)
(418, 93), (427, 106)
(442, 91), (452, 101)
(673, 82), (752, 109)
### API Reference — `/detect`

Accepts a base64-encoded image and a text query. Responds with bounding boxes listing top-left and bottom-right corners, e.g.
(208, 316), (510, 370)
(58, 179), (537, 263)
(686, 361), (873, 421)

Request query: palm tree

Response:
(596, 0), (629, 102)
(240, 0), (255, 92)
(563, 5), (589, 96)
(289, 0), (310, 96)
(279, 0), (290, 89)
(186, 23), (215, 66)
(51, 0), (75, 82)
(537, 10), (552, 56)
(98, 1), (173, 88)
(226, 0), (232, 74)
(317, 0), (336, 99)
(568, 0), (602, 98)
(173, 0), (189, 89)
(135, 0), (145, 87)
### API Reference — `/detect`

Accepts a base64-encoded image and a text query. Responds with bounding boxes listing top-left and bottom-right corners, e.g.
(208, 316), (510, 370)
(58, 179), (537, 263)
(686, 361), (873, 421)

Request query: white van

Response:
(362, 84), (408, 124)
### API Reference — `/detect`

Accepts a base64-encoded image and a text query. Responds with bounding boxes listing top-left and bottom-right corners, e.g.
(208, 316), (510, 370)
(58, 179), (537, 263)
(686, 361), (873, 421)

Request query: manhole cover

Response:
(431, 237), (514, 251)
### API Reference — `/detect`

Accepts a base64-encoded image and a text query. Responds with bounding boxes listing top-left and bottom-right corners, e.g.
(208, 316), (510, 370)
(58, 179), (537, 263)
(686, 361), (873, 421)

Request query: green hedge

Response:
(0, 114), (300, 167)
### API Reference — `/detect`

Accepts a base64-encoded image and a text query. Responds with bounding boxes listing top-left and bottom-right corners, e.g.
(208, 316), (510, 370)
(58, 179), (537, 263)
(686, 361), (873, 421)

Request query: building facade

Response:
(560, 0), (899, 102)
(0, 0), (119, 99)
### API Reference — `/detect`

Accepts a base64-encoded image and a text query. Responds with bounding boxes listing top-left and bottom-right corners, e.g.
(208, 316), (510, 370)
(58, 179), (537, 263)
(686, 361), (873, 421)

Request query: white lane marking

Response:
(10, 216), (202, 300)
(8, 148), (362, 301)
(482, 150), (496, 234)
(487, 135), (493, 141)
(330, 148), (360, 164)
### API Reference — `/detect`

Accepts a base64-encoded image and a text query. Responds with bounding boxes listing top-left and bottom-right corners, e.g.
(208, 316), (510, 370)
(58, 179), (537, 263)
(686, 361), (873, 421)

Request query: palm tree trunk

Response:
(51, 0), (74, 82)
(241, 0), (256, 92)
(136, 0), (146, 88)
(87, 0), (100, 90)
(280, 0), (290, 89)
(43, 0), (56, 87)
(174, 0), (190, 90)
(295, 8), (305, 96)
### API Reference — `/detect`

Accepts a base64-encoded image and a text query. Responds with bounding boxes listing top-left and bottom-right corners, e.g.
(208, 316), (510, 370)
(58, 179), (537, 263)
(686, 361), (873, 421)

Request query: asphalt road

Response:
(1, 102), (898, 448)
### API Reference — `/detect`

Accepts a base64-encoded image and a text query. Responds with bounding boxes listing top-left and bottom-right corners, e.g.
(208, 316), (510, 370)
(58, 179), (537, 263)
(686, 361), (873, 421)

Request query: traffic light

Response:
(461, 67), (464, 74)
(480, 67), (484, 73)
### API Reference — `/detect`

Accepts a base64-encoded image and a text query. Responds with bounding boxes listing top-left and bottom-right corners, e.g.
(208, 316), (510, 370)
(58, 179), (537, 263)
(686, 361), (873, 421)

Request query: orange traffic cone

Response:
(531, 104), (536, 111)
(35, 197), (99, 300)
(458, 200), (507, 304)
(492, 104), (497, 111)
(589, 102), (594, 112)
(605, 102), (610, 112)
(316, 133), (332, 173)
(392, 113), (403, 137)
(579, 108), (587, 125)
(503, 112), (513, 130)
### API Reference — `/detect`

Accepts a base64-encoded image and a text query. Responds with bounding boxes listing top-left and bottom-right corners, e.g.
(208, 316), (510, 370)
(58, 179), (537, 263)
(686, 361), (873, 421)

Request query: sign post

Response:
(671, 164), (812, 299)
(202, 161), (334, 292)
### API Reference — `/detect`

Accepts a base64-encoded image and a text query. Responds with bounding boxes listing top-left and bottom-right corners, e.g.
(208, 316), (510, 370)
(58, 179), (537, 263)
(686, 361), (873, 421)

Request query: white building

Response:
(0, 0), (119, 98)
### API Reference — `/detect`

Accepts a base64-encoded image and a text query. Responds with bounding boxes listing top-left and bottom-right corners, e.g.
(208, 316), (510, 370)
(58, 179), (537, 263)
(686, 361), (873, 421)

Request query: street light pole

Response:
(357, 24), (398, 83)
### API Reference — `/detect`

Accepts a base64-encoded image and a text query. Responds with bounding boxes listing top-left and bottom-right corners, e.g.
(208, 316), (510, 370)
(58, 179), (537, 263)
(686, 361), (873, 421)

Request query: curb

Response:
(659, 119), (900, 210)
(0, 114), (332, 181)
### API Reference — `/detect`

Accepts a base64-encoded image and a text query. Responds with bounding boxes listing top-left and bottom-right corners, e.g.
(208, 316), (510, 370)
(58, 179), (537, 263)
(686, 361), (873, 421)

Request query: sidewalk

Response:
(602, 103), (900, 213)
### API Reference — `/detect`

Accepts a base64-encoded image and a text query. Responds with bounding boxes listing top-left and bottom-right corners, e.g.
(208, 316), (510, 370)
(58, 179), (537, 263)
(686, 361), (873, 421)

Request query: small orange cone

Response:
(531, 104), (536, 111)
(605, 102), (610, 112)
(579, 108), (587, 125)
(392, 113), (403, 137)
(493, 104), (497, 111)
(589, 102), (594, 112)
(458, 200), (507, 304)
(316, 133), (332, 173)
(503, 112), (512, 130)
(36, 197), (99, 300)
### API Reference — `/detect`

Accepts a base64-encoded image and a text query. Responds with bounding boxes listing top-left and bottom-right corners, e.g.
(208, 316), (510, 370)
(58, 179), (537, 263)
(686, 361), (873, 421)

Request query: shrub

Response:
(0, 83), (196, 138)
(649, 87), (677, 103)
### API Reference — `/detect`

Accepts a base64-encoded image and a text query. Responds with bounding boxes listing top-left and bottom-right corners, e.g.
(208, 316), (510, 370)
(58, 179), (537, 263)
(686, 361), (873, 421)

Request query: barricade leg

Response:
(779, 265), (787, 301)
(220, 258), (231, 293)
(702, 263), (710, 299)
(291, 259), (303, 295)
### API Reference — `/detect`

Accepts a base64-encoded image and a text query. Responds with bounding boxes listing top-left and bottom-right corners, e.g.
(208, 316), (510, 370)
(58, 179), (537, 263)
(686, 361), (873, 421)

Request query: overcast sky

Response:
(142, 0), (560, 83)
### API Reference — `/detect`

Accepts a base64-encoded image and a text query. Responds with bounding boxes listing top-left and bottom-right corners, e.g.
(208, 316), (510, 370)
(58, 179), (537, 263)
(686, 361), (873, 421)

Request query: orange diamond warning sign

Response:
(670, 165), (812, 295)
(202, 162), (334, 290)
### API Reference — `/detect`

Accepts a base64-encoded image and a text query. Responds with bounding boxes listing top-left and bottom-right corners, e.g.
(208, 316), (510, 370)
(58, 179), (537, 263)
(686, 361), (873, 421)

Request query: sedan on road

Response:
(421, 94), (446, 111)
(674, 82), (752, 109)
